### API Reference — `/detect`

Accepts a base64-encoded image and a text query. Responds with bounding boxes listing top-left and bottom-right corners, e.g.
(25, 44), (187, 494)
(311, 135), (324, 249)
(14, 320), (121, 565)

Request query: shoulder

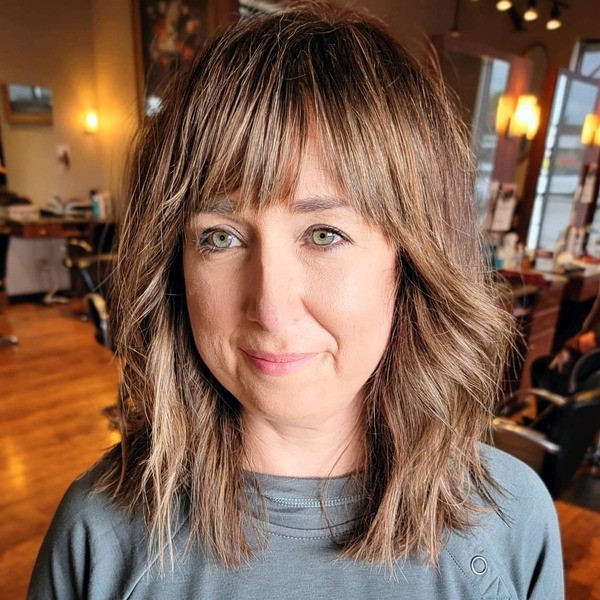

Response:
(28, 462), (152, 600)
(50, 464), (129, 529)
(44, 462), (144, 553)
(463, 444), (564, 599)
(480, 443), (555, 515)
(478, 443), (559, 541)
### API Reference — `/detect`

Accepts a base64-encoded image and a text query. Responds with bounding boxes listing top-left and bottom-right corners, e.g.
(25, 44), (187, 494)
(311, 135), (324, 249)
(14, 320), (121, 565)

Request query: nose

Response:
(244, 241), (304, 333)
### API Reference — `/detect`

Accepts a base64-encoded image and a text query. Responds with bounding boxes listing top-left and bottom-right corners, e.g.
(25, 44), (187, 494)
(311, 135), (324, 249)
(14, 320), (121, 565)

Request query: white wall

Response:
(0, 0), (103, 206)
(0, 0), (138, 295)
(91, 0), (139, 204)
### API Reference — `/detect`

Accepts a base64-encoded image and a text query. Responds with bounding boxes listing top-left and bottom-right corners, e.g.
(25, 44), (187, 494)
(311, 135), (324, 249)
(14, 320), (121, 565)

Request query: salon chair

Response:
(63, 237), (114, 324)
(64, 238), (94, 297)
(64, 238), (114, 298)
(87, 290), (120, 429)
(66, 233), (119, 427)
(0, 229), (18, 346)
(87, 292), (113, 351)
(493, 349), (600, 498)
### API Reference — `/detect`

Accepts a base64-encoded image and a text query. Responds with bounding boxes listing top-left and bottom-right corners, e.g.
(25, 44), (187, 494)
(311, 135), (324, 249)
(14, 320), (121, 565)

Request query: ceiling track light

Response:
(546, 1), (562, 30)
(450, 0), (461, 37)
(472, 0), (567, 34)
(523, 0), (539, 22)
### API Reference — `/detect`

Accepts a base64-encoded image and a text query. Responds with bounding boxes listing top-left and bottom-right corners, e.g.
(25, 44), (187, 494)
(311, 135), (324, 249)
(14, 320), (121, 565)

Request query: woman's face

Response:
(183, 147), (397, 429)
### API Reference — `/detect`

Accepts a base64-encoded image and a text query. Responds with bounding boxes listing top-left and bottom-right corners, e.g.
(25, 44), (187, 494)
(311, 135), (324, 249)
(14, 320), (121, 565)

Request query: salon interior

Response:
(1, 0), (599, 597)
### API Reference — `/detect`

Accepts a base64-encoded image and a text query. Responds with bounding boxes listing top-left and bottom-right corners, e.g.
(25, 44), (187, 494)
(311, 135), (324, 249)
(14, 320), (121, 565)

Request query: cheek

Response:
(311, 251), (397, 365)
(184, 261), (239, 370)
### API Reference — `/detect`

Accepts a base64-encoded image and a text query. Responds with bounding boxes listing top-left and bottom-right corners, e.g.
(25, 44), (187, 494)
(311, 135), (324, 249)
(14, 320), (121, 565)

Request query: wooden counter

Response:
(561, 269), (600, 302)
(4, 216), (111, 240)
(496, 272), (567, 392)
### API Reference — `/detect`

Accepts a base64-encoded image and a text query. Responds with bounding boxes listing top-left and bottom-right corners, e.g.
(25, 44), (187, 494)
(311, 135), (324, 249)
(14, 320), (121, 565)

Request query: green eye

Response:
(312, 229), (336, 246)
(210, 231), (233, 248)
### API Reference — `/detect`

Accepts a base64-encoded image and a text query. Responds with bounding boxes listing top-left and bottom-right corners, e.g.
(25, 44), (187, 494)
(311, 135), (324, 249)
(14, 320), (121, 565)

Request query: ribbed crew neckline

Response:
(244, 471), (366, 534)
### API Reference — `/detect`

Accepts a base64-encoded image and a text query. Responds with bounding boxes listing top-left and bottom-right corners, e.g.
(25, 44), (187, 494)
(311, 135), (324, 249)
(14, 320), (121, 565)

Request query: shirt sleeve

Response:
(27, 476), (95, 600)
(523, 477), (564, 599)
(481, 445), (565, 600)
(27, 472), (148, 600)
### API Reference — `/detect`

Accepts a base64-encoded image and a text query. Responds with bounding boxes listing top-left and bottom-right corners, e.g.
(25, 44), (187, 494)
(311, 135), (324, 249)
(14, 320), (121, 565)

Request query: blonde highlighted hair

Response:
(97, 1), (514, 570)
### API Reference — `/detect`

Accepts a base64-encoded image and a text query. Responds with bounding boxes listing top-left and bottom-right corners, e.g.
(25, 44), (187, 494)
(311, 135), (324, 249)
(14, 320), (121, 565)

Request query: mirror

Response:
(527, 72), (600, 251)
(439, 46), (510, 216)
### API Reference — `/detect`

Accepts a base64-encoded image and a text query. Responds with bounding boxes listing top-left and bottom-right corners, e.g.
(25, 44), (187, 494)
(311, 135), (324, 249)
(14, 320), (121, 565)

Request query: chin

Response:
(241, 390), (357, 426)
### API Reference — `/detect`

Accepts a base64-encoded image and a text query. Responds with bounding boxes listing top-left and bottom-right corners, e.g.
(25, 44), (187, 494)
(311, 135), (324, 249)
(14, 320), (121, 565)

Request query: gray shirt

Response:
(28, 446), (564, 599)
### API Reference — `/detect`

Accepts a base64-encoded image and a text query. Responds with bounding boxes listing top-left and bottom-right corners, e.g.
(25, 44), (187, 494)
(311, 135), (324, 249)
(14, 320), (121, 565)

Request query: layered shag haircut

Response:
(97, 1), (514, 571)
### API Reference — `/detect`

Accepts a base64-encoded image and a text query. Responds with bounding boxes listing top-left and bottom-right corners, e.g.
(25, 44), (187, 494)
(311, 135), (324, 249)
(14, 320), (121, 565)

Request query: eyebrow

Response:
(291, 196), (349, 214)
(200, 195), (350, 215)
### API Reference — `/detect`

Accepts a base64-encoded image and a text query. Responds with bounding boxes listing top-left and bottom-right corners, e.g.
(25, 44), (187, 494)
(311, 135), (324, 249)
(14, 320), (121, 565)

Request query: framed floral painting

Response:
(132, 0), (239, 117)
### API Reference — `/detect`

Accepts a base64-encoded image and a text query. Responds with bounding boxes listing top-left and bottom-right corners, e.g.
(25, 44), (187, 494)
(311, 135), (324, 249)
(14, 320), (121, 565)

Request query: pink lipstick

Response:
(242, 350), (317, 375)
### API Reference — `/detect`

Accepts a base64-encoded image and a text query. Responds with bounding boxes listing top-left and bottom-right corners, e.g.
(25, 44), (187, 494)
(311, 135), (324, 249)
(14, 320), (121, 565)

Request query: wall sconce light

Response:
(581, 113), (600, 146)
(496, 95), (540, 140)
(84, 109), (99, 133)
(523, 0), (539, 21)
(496, 95), (515, 137)
(511, 95), (540, 139)
(496, 0), (513, 11)
(546, 2), (562, 30)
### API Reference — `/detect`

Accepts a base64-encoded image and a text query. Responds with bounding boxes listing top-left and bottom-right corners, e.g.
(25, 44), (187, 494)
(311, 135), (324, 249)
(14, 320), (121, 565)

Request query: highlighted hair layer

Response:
(96, 2), (514, 570)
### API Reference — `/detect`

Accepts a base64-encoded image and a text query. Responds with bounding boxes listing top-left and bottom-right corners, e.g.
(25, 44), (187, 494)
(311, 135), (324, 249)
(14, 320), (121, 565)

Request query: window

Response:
(526, 73), (600, 250)
(471, 58), (510, 217)
(574, 39), (600, 80)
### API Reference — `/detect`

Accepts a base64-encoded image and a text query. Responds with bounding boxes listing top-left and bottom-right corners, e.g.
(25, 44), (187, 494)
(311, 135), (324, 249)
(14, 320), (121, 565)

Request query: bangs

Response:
(152, 5), (475, 266)
(180, 12), (409, 231)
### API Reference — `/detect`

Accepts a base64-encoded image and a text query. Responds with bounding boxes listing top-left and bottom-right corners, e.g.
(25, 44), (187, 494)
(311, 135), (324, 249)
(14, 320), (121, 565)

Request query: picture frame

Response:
(0, 83), (53, 125)
(132, 0), (239, 118)
(490, 183), (518, 233)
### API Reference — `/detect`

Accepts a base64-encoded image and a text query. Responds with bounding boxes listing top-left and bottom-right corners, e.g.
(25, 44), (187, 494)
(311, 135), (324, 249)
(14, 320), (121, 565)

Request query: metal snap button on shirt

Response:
(470, 556), (488, 575)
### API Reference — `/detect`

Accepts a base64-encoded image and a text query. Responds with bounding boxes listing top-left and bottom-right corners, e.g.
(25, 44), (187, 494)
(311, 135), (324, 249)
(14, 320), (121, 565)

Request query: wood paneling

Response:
(0, 303), (599, 598)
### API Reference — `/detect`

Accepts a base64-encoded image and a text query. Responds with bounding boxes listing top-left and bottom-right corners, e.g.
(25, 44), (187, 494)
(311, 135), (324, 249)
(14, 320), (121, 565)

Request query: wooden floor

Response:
(1, 303), (600, 599)
(0, 303), (119, 599)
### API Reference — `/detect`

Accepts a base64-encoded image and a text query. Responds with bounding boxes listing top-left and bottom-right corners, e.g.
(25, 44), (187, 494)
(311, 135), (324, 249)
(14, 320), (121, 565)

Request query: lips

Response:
(241, 349), (318, 375)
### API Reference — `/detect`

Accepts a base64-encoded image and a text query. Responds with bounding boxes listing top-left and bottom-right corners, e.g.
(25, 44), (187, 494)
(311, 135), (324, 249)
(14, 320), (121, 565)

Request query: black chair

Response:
(87, 290), (119, 429)
(0, 229), (18, 346)
(87, 292), (113, 351)
(63, 235), (119, 426)
(64, 238), (114, 298)
(493, 349), (600, 498)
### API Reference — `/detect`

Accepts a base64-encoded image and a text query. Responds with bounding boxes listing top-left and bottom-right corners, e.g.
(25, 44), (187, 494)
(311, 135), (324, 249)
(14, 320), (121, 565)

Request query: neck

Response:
(241, 410), (364, 478)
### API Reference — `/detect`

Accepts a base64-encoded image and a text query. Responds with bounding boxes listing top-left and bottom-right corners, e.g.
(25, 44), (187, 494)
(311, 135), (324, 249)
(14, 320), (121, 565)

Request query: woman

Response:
(532, 287), (600, 395)
(29, 3), (563, 598)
